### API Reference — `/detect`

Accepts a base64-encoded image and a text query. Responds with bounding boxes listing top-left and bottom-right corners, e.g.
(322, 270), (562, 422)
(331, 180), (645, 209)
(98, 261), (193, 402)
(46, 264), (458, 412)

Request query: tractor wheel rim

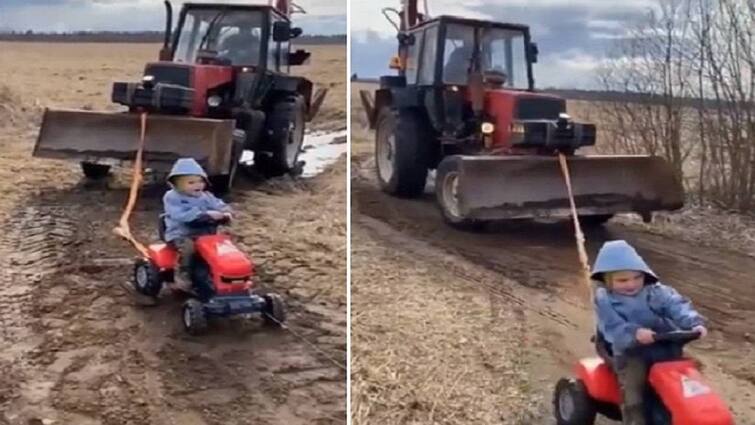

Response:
(136, 266), (148, 290)
(377, 133), (395, 183)
(442, 171), (461, 218)
(183, 306), (192, 329)
(558, 389), (575, 419)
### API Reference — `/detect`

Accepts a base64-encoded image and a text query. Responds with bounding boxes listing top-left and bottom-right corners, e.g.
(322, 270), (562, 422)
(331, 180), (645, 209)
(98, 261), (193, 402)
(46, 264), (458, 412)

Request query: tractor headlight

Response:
(481, 122), (495, 135)
(510, 123), (525, 134)
(207, 95), (222, 108)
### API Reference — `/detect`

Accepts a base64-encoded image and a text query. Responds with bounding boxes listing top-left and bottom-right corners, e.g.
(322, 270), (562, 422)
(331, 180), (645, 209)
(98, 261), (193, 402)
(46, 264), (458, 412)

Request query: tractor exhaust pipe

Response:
(159, 1), (173, 61)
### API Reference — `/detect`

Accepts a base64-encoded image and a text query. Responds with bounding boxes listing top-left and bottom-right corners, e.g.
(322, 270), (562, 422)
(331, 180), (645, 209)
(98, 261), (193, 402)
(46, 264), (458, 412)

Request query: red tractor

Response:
(360, 1), (684, 228)
(133, 216), (286, 335)
(554, 330), (734, 425)
(34, 0), (327, 192)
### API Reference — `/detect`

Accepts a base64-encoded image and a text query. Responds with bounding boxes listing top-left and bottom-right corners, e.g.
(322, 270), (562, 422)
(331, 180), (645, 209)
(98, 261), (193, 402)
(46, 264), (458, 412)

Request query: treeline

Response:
(597, 0), (755, 212)
(0, 31), (346, 45)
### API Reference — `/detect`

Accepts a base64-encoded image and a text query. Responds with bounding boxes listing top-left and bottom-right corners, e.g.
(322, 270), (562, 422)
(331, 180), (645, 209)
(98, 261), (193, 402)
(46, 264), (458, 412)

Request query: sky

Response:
(351, 0), (659, 89)
(0, 0), (346, 35)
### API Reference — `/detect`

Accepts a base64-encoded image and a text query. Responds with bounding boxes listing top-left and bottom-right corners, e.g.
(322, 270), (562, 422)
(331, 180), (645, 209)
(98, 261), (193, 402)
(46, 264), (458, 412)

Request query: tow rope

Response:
(557, 153), (595, 309)
(112, 111), (150, 258)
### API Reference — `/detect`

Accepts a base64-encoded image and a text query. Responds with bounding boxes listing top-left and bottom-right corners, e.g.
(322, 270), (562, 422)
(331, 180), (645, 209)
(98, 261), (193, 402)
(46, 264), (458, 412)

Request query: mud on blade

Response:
(454, 155), (684, 220)
(34, 109), (236, 175)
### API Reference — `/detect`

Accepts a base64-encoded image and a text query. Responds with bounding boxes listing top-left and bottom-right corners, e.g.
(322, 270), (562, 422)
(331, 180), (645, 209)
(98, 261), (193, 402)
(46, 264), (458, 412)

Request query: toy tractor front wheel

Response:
(262, 293), (287, 327)
(182, 299), (208, 335)
(554, 378), (597, 425)
(133, 259), (163, 297)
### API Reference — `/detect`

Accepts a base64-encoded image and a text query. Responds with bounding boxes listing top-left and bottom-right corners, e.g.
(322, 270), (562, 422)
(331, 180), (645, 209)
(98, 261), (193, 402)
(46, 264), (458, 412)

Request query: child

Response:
(592, 240), (707, 425)
(163, 158), (232, 292)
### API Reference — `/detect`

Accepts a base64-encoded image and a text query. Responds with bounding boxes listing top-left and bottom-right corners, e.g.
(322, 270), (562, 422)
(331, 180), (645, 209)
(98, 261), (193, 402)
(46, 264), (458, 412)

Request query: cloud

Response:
(351, 0), (654, 88)
(0, 0), (345, 34)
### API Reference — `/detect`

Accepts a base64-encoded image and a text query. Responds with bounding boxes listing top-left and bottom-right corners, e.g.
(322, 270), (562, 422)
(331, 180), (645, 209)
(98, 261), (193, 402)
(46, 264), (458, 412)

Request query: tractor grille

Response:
(144, 64), (191, 87)
(515, 98), (565, 120)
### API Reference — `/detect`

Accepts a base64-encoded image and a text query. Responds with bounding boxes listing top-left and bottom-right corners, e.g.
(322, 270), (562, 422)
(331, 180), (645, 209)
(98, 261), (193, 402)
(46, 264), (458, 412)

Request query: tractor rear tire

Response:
(81, 162), (110, 180)
(375, 108), (429, 198)
(436, 156), (487, 231)
(256, 95), (306, 177)
(554, 378), (597, 425)
(262, 293), (287, 327)
(182, 299), (208, 335)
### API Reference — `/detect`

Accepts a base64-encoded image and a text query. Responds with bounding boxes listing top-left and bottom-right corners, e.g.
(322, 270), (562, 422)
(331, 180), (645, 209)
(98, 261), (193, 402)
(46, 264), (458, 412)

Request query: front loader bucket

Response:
(33, 109), (236, 175)
(450, 155), (684, 220)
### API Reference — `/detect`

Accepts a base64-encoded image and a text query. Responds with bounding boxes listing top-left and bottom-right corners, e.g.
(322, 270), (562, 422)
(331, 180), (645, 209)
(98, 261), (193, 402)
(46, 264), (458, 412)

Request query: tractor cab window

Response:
(442, 24), (475, 85)
(481, 28), (528, 89)
(442, 23), (530, 89)
(174, 9), (265, 66)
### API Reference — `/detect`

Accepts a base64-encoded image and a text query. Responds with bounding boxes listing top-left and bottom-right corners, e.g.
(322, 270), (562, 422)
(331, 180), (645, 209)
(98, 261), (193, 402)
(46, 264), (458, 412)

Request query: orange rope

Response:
(558, 153), (595, 310)
(113, 112), (150, 258)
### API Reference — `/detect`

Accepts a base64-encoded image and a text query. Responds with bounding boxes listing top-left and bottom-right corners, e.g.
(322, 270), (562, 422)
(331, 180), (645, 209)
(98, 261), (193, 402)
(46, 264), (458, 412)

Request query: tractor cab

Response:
(164, 3), (310, 73)
(398, 16), (538, 90)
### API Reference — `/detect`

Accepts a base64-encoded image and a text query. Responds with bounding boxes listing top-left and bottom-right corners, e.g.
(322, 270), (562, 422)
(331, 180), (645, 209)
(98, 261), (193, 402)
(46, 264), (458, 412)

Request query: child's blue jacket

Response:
(593, 240), (704, 356)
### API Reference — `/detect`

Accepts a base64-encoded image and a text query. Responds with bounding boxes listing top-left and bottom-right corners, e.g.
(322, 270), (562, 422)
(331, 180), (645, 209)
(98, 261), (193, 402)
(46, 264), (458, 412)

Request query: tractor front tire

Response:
(256, 95), (306, 177)
(262, 293), (287, 327)
(435, 156), (487, 231)
(554, 378), (597, 425)
(182, 299), (208, 335)
(133, 259), (162, 297)
(209, 135), (244, 195)
(81, 162), (110, 180)
(375, 108), (429, 198)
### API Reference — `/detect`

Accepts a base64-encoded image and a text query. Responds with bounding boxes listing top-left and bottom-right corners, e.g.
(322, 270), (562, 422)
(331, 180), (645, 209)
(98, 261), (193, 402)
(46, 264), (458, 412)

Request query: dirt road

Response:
(0, 42), (346, 425)
(350, 141), (755, 424)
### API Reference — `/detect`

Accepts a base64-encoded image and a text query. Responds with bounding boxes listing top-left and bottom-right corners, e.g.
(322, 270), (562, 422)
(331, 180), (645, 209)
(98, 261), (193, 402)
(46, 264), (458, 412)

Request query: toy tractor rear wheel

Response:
(133, 259), (162, 297)
(262, 293), (287, 327)
(256, 95), (306, 177)
(375, 108), (429, 198)
(182, 299), (208, 335)
(81, 162), (110, 180)
(554, 378), (597, 425)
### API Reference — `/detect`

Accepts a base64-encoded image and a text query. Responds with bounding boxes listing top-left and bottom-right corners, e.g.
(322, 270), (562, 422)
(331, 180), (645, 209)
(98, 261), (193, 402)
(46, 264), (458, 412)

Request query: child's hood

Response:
(591, 240), (658, 286)
(168, 158), (208, 183)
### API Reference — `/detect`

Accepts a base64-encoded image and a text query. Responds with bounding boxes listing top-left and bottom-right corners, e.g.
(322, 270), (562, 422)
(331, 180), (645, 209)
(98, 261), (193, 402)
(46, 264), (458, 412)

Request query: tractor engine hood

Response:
(484, 90), (596, 152)
(112, 61), (235, 117)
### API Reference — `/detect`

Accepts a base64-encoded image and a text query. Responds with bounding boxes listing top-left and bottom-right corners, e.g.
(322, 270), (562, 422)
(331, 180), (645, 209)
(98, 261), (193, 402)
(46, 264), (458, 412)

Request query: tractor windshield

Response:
(442, 24), (529, 89)
(174, 8), (265, 66)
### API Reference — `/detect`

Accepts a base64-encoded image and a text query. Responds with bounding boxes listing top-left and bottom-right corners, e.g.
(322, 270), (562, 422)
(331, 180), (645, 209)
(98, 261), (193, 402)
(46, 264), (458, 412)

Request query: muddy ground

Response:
(0, 42), (346, 424)
(350, 134), (755, 424)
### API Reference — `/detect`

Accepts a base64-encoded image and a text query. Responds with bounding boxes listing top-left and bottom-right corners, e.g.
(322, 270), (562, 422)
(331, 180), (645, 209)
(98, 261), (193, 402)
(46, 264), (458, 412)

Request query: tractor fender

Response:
(648, 360), (734, 425)
(574, 357), (621, 405)
(271, 74), (313, 107)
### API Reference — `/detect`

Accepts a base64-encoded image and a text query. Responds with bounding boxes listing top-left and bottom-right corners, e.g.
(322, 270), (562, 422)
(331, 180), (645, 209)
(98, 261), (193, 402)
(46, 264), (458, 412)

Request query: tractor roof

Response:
(411, 15), (530, 33)
(183, 3), (290, 20)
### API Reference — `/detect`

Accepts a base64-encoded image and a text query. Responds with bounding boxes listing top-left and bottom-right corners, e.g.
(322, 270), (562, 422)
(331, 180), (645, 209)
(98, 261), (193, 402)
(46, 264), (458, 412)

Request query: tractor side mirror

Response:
(397, 32), (416, 46)
(529, 42), (539, 63)
(273, 21), (292, 42)
(290, 27), (303, 39)
(289, 49), (311, 66)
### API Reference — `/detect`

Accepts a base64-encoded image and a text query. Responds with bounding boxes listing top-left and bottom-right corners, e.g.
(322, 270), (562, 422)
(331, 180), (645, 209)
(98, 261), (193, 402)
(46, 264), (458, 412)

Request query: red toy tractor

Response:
(554, 330), (734, 425)
(132, 216), (286, 335)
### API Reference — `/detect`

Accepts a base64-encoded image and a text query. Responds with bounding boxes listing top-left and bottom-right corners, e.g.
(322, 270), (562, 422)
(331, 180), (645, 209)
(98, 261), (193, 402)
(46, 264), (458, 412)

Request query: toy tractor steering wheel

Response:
(653, 330), (702, 344)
